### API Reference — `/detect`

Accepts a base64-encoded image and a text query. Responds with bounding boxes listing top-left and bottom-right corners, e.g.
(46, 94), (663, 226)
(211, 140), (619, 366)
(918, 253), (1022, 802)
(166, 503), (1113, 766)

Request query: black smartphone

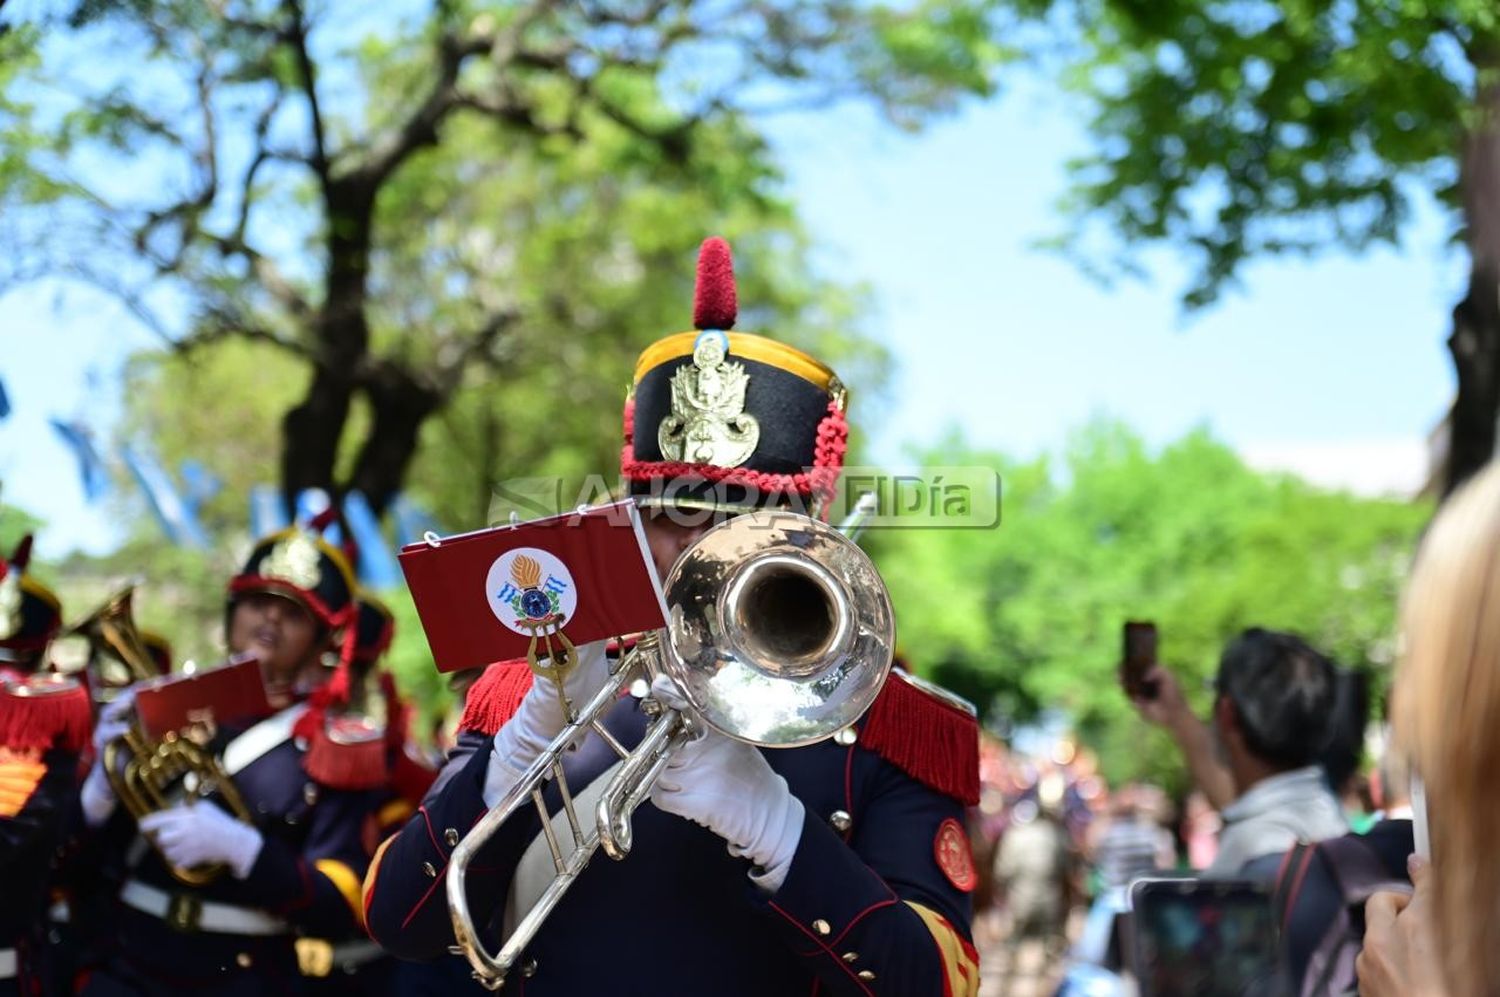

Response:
(1128, 878), (1284, 997)
(1122, 620), (1159, 699)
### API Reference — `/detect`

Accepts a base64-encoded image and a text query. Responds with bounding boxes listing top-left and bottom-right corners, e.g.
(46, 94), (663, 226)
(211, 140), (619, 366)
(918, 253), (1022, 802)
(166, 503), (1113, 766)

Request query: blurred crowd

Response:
(967, 463), (1500, 996)
(968, 686), (1408, 997)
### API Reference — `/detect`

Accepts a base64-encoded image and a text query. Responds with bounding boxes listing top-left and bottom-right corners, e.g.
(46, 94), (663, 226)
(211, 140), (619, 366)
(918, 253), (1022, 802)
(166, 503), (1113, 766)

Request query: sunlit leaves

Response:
(1022, 0), (1490, 305)
(874, 419), (1429, 790)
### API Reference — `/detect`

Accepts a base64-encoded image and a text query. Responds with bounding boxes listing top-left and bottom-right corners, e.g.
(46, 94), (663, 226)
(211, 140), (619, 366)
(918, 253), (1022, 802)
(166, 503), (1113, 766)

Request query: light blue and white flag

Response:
(49, 418), (110, 502)
(121, 445), (208, 548)
(342, 490), (403, 590)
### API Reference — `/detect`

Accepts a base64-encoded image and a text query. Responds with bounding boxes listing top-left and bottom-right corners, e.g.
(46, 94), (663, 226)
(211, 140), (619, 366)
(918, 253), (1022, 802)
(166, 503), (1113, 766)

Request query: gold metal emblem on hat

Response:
(0, 572), (21, 640)
(659, 333), (760, 466)
(261, 531), (323, 590)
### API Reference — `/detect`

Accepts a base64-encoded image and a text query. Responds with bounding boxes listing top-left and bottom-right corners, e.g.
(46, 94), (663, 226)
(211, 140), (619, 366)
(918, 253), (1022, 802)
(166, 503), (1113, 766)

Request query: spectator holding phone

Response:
(1358, 461), (1500, 997)
(1126, 628), (1347, 878)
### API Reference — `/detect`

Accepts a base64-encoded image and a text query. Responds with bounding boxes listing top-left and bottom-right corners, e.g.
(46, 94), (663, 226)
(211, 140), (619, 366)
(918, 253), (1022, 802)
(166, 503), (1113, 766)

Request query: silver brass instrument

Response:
(447, 509), (894, 989)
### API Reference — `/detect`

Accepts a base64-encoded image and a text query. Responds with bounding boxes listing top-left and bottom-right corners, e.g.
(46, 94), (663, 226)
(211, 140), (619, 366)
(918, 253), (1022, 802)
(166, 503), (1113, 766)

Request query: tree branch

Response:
(174, 308), (313, 360)
(129, 45), (221, 274)
(451, 91), (583, 141)
(346, 33), (484, 188)
(348, 0), (564, 190)
(193, 42), (219, 199)
(208, 92), (313, 318)
(434, 307), (521, 393)
(232, 93), (285, 248)
(23, 259), (182, 347)
(570, 70), (703, 163)
(282, 0), (331, 184)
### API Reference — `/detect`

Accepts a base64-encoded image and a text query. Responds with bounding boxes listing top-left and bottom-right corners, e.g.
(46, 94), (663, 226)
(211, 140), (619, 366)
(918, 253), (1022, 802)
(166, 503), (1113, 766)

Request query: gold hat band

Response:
(632, 332), (837, 392)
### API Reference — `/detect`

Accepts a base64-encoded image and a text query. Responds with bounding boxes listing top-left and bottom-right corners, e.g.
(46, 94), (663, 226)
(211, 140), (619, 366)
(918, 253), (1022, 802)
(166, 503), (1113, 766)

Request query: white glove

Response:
(647, 675), (804, 893)
(81, 690), (136, 828)
(138, 801), (264, 880)
(483, 640), (612, 808)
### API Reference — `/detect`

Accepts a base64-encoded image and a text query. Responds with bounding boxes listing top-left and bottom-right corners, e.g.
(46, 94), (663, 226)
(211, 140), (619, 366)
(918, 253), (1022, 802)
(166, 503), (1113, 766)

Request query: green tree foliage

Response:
(871, 419), (1428, 790)
(1017, 0), (1500, 493)
(20, 0), (1011, 716)
(1, 0), (1008, 521)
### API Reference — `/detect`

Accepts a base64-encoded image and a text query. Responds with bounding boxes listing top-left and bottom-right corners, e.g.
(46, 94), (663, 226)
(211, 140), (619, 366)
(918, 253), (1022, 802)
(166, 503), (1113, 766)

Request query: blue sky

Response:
(0, 77), (1460, 558)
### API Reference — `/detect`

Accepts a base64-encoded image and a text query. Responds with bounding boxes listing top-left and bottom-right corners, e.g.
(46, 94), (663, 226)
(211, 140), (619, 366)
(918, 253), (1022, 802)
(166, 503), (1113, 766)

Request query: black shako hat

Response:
(622, 237), (849, 515)
(0, 536), (63, 661)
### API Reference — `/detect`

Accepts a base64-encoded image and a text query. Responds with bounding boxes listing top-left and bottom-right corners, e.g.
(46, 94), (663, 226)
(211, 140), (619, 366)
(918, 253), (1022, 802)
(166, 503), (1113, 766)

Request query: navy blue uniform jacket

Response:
(83, 711), (377, 996)
(364, 669), (981, 996)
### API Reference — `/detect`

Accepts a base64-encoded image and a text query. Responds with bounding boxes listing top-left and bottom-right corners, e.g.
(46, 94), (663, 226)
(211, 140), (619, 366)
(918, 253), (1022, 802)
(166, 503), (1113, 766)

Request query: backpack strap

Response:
(1272, 842), (1318, 930)
(1302, 836), (1408, 997)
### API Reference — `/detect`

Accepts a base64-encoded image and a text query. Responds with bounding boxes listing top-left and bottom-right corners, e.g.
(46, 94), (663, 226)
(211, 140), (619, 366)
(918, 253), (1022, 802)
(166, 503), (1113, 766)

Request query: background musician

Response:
(0, 539), (90, 996)
(78, 526), (380, 996)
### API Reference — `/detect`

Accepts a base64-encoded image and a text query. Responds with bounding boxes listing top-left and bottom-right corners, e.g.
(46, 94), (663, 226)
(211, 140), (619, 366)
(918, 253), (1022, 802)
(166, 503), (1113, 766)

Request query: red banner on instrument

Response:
(133, 654), (272, 739)
(398, 500), (668, 674)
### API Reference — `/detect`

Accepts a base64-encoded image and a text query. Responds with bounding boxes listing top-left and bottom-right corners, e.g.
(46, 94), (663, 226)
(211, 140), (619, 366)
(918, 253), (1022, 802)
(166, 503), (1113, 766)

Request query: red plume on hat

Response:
(693, 237), (737, 331)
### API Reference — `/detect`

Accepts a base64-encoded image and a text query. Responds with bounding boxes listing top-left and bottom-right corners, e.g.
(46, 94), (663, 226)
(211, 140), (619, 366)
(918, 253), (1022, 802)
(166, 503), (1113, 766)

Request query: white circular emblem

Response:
(485, 547), (579, 635)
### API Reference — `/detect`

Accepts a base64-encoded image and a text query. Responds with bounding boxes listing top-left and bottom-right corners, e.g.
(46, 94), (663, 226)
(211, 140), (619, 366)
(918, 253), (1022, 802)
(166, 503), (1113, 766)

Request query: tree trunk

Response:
(1448, 76), (1500, 496)
(280, 180), (376, 513)
(345, 363), (442, 518)
(281, 364), (355, 508)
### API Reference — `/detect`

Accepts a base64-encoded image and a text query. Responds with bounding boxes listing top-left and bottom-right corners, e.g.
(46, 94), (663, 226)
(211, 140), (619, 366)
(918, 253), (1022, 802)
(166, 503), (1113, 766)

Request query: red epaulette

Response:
(301, 714), (389, 791)
(458, 659), (535, 736)
(858, 669), (980, 806)
(0, 674), (91, 754)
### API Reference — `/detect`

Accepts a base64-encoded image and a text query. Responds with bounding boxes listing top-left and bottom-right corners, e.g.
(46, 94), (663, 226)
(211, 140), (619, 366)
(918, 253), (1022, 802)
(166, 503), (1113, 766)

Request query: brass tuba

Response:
(67, 585), (158, 691)
(103, 726), (254, 886)
(447, 509), (895, 989)
(73, 586), (255, 886)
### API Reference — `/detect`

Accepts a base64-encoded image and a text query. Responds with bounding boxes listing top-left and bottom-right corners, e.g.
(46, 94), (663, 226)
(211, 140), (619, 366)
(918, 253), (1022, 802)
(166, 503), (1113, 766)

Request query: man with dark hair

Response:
(1128, 627), (1347, 879)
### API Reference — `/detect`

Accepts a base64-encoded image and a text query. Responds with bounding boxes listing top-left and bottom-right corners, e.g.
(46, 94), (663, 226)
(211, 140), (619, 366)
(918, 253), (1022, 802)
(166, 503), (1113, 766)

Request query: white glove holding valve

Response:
(647, 675), (804, 894)
(81, 690), (135, 828)
(483, 640), (613, 808)
(138, 800), (264, 880)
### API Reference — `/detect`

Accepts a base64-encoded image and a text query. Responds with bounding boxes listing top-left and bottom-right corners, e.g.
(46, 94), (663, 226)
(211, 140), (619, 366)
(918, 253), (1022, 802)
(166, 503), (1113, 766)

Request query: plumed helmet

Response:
(622, 237), (849, 515)
(227, 523), (357, 630)
(0, 536), (63, 660)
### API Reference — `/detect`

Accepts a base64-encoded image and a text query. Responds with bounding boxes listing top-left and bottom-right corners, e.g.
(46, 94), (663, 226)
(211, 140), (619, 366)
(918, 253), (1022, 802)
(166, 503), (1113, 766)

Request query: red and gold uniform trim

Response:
(315, 858), (366, 928)
(0, 746), (45, 818)
(361, 834), (398, 936)
(907, 901), (980, 997)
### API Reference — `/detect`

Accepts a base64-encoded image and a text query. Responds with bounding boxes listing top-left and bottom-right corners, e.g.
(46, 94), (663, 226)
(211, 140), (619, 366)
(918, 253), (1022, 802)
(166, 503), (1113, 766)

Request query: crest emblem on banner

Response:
(485, 548), (578, 636)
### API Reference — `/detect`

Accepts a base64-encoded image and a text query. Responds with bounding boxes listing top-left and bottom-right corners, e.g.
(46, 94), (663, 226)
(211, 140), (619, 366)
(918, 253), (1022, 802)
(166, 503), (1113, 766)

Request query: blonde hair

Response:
(1397, 461), (1500, 996)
